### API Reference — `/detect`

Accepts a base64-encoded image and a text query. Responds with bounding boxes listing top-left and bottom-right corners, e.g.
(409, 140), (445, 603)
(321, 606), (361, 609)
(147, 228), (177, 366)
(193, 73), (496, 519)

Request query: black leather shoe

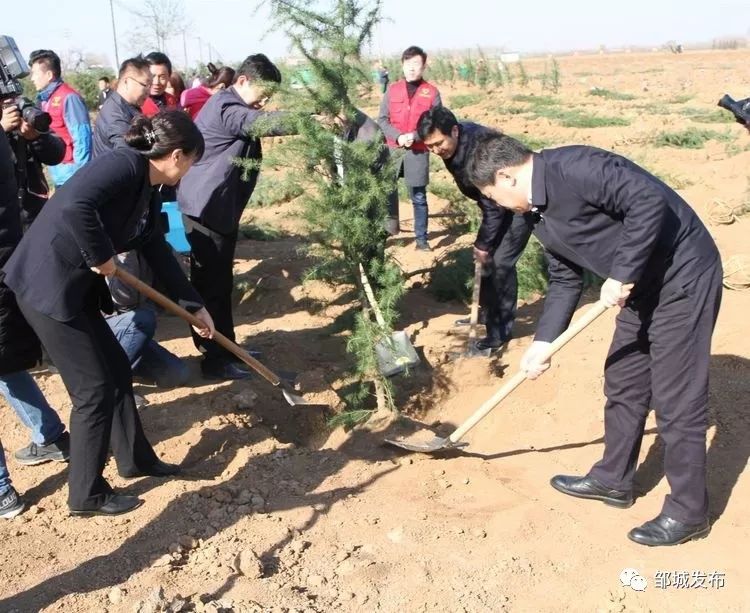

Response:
(628, 513), (710, 547)
(202, 361), (253, 381)
(120, 459), (180, 479)
(474, 336), (505, 353)
(70, 494), (143, 517)
(415, 240), (432, 252)
(550, 474), (634, 508)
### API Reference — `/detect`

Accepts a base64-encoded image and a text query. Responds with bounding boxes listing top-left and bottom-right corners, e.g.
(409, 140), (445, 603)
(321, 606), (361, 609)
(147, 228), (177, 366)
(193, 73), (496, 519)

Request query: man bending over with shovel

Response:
(466, 132), (722, 547)
(417, 107), (533, 352)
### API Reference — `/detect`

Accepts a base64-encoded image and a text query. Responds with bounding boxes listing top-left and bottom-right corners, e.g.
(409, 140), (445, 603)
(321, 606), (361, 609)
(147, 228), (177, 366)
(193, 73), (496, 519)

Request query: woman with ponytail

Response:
(2, 110), (215, 517)
(180, 63), (236, 120)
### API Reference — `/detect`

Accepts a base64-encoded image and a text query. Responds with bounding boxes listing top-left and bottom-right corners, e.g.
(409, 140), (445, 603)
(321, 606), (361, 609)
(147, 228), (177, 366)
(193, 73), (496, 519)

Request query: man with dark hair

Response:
(28, 49), (91, 186)
(141, 52), (177, 117)
(466, 132), (722, 547)
(377, 45), (441, 251)
(178, 53), (290, 380)
(93, 56), (152, 156)
(97, 76), (111, 110)
(417, 107), (532, 351)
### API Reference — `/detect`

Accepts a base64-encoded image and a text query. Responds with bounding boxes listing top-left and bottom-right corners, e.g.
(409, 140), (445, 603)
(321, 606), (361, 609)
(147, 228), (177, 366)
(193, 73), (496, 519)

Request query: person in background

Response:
(93, 56), (152, 156)
(377, 45), (441, 251)
(417, 106), (532, 352)
(376, 61), (389, 94)
(180, 63), (236, 120)
(166, 72), (186, 105)
(97, 76), (112, 110)
(28, 49), (91, 187)
(4, 111), (214, 517)
(141, 52), (177, 117)
(105, 250), (190, 389)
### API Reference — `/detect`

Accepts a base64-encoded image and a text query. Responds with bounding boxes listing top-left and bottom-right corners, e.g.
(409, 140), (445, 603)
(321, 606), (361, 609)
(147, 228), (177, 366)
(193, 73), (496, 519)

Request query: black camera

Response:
(0, 34), (52, 133)
(717, 94), (750, 126)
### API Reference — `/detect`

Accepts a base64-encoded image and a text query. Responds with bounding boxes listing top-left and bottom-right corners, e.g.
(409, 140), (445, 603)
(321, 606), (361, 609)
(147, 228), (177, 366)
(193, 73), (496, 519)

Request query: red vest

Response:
(42, 82), (79, 164)
(141, 93), (178, 117)
(385, 79), (439, 153)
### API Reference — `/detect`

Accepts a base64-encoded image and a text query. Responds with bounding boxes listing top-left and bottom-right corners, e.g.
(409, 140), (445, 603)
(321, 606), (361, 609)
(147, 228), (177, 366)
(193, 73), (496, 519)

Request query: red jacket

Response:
(141, 93), (177, 117)
(180, 86), (212, 120)
(385, 79), (439, 153)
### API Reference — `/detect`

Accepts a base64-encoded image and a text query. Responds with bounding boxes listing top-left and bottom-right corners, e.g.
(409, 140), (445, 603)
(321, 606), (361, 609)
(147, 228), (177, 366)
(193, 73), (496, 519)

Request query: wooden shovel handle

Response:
(113, 266), (282, 386)
(449, 300), (609, 443)
(468, 259), (483, 342)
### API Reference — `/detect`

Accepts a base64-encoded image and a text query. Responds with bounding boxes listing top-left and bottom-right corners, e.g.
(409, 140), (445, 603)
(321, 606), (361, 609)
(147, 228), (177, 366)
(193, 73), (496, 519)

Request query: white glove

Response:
(520, 341), (552, 380)
(600, 278), (634, 308)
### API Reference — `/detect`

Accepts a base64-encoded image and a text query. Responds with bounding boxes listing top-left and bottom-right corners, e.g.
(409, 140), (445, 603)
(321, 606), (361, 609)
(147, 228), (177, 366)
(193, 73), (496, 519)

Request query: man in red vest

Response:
(141, 52), (178, 117)
(28, 50), (91, 187)
(378, 46), (441, 251)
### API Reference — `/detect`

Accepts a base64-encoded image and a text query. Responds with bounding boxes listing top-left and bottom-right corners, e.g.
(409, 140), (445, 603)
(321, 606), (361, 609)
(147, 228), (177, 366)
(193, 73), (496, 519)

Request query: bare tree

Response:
(123, 0), (188, 54)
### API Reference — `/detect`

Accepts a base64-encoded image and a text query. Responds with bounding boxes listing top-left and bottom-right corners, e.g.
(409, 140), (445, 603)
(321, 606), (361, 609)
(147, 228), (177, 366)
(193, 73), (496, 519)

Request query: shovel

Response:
(113, 266), (311, 406)
(385, 300), (609, 453)
(359, 264), (419, 377)
(449, 259), (492, 359)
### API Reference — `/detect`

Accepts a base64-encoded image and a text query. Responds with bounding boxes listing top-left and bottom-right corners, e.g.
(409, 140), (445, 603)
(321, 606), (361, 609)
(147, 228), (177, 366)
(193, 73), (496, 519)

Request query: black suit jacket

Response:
(444, 122), (518, 252)
(177, 87), (290, 235)
(531, 146), (719, 342)
(3, 148), (203, 322)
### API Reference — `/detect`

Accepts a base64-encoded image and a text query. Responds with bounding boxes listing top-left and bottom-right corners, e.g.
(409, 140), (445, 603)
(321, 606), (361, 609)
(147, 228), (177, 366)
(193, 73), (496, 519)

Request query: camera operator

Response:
(0, 109), (70, 519)
(0, 101), (65, 230)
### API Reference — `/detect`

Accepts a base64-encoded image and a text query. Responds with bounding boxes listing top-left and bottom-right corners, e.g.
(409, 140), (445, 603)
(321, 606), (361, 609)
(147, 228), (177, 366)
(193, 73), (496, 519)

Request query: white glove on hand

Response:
(600, 278), (634, 308)
(520, 341), (552, 380)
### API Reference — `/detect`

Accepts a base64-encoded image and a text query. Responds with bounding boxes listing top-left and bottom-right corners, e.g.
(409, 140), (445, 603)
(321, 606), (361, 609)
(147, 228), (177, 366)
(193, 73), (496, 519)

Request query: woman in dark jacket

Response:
(3, 110), (215, 517)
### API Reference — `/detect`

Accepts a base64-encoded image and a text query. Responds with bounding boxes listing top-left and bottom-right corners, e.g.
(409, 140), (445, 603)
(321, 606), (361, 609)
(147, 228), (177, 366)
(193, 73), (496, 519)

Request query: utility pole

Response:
(109, 0), (120, 68)
(208, 43), (213, 64)
(182, 30), (189, 71)
(197, 36), (203, 65)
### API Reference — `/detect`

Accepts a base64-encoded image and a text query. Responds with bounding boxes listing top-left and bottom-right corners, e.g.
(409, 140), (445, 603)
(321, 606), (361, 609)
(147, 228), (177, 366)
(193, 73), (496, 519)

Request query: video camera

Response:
(717, 94), (750, 126)
(0, 35), (51, 133)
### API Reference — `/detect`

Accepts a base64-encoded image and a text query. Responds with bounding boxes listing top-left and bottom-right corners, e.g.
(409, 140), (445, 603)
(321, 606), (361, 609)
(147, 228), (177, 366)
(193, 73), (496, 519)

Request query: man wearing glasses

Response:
(92, 56), (152, 157)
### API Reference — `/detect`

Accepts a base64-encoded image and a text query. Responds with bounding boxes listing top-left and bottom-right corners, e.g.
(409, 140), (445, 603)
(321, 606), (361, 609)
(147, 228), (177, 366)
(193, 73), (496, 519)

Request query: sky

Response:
(3, 0), (749, 70)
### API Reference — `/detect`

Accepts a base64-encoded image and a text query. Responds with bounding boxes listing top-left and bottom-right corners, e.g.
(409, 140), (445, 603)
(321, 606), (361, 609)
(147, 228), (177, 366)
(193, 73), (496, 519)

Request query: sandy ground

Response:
(1, 48), (750, 612)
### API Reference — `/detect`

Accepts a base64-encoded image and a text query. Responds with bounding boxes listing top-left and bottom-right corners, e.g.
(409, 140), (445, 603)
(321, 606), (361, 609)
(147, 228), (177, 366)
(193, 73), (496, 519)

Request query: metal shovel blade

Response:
(384, 434), (469, 453)
(282, 386), (310, 406)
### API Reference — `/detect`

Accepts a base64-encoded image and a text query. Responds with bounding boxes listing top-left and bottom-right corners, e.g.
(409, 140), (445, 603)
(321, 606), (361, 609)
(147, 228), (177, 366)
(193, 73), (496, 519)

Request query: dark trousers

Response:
(18, 299), (158, 510)
(588, 260), (723, 524)
(482, 213), (533, 341)
(185, 216), (238, 365)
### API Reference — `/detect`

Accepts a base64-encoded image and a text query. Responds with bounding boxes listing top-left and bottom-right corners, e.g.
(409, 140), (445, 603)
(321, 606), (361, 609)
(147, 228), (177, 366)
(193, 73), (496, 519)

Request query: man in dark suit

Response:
(178, 54), (290, 381)
(417, 107), (532, 351)
(93, 56), (152, 157)
(466, 132), (722, 547)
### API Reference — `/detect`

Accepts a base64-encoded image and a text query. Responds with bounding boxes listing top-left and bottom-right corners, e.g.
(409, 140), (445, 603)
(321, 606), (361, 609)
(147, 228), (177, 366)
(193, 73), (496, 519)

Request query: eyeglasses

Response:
(128, 76), (150, 89)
